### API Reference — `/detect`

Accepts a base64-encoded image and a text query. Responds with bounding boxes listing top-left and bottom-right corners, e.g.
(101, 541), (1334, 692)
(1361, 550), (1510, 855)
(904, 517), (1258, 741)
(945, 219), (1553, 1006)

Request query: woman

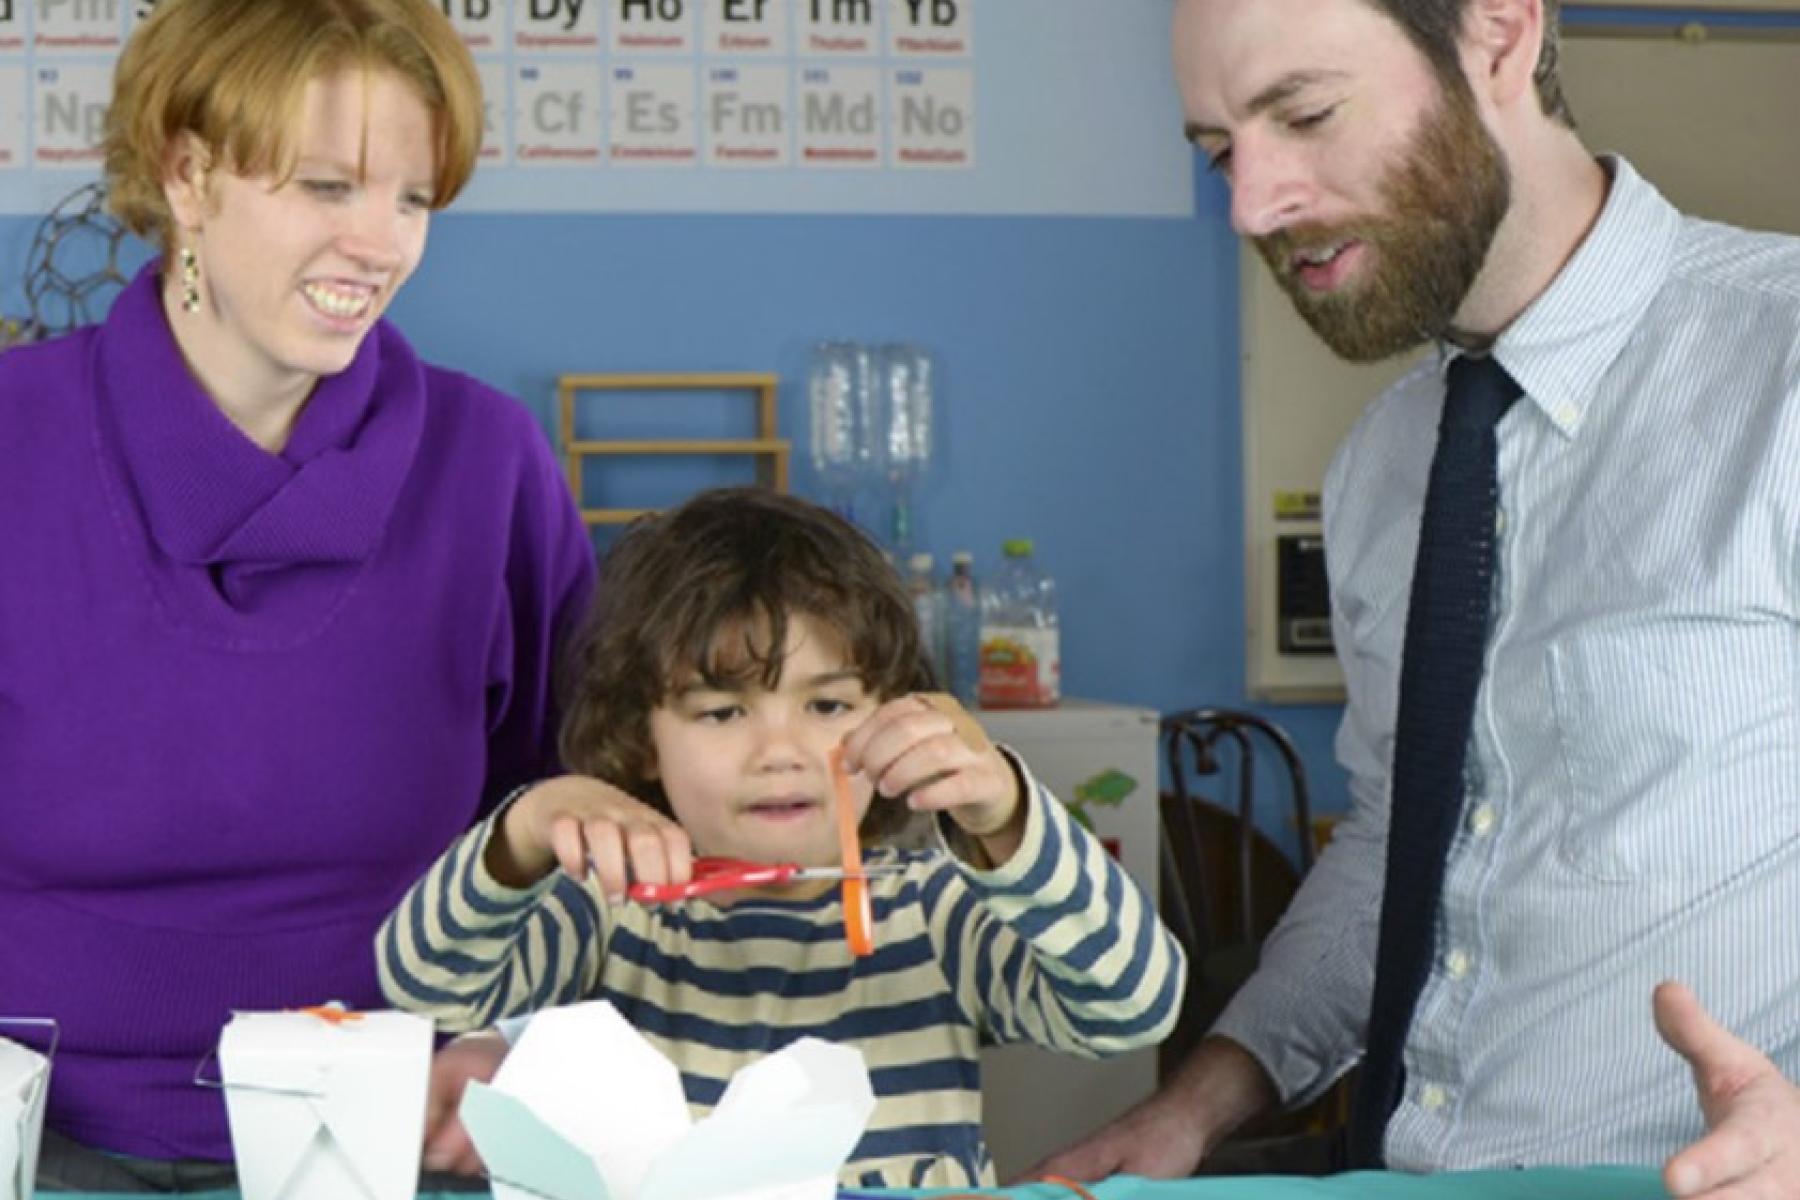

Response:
(0, 0), (595, 1188)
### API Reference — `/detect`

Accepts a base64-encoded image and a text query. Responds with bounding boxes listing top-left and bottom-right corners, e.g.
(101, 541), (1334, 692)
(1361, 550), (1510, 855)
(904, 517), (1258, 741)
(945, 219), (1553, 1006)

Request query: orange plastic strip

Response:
(1041, 1176), (1101, 1200)
(830, 747), (874, 957)
(295, 1004), (364, 1025)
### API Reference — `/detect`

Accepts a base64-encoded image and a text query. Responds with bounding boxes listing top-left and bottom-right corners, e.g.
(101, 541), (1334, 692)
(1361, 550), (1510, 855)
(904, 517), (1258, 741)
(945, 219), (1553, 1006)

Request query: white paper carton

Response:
(0, 1032), (51, 1200)
(218, 1009), (433, 1200)
(461, 1002), (875, 1200)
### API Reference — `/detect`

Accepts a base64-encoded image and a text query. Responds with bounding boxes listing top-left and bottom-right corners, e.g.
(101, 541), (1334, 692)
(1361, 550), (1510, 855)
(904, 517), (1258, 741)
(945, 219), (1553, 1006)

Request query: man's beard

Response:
(1254, 77), (1511, 363)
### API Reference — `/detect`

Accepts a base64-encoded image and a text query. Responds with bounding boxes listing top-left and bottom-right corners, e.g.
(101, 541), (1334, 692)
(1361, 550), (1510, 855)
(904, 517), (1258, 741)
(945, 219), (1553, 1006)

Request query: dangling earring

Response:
(179, 247), (201, 314)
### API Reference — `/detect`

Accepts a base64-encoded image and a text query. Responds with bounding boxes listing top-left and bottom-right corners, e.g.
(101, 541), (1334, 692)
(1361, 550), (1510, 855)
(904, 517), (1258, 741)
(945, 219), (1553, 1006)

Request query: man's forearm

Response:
(1167, 1034), (1282, 1153)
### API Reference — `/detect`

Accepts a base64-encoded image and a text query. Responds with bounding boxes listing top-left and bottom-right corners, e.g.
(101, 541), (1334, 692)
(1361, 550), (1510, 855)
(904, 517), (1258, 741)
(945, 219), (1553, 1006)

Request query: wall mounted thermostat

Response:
(1276, 534), (1333, 656)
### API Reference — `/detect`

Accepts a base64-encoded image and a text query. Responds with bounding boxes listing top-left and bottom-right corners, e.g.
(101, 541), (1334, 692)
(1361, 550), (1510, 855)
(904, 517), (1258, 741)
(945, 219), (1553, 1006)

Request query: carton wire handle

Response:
(192, 1044), (327, 1099)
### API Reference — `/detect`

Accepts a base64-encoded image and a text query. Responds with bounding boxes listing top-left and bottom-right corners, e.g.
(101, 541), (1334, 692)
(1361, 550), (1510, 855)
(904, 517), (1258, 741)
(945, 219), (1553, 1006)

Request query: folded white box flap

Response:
(460, 1002), (875, 1200)
(461, 1081), (610, 1200)
(640, 1039), (874, 1200)
(0, 1034), (51, 1200)
(492, 1002), (689, 1200)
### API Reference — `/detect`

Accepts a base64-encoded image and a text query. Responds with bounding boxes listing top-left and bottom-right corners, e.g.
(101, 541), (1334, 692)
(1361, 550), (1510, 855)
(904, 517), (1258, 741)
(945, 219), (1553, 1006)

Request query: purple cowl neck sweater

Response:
(0, 264), (595, 1159)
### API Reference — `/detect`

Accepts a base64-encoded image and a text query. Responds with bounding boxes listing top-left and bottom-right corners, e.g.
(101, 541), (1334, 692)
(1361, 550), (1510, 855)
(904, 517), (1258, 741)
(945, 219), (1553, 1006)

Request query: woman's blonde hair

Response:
(104, 0), (483, 252)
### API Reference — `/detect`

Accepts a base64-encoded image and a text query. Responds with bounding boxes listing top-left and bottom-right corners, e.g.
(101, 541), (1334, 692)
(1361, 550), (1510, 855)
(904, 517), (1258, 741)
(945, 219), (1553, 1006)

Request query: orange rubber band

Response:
(1040, 1176), (1101, 1200)
(295, 1003), (364, 1026)
(830, 747), (875, 957)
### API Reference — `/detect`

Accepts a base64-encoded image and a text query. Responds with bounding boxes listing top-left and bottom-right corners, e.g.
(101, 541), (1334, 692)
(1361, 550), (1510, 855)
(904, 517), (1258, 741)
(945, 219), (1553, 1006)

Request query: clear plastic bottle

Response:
(944, 550), (982, 707)
(807, 341), (878, 523)
(905, 552), (948, 689)
(978, 539), (1060, 708)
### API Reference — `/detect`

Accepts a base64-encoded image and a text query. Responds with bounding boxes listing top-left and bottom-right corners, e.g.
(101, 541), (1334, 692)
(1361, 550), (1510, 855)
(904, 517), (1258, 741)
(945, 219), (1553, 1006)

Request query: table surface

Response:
(60, 1166), (1670, 1200)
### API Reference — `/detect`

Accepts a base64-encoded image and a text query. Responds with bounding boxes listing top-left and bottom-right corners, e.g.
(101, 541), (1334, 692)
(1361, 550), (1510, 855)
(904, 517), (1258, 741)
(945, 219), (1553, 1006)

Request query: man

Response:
(1038, 0), (1800, 1194)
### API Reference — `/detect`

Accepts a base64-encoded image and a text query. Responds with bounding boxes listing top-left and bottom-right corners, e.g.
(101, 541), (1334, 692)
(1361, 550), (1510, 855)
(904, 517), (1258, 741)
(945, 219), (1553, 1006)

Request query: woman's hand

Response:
(486, 774), (692, 900)
(843, 693), (1027, 865)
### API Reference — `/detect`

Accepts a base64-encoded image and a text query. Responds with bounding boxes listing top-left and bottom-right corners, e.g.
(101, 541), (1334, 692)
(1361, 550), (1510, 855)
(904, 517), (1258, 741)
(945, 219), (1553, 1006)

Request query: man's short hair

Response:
(1363, 0), (1575, 127)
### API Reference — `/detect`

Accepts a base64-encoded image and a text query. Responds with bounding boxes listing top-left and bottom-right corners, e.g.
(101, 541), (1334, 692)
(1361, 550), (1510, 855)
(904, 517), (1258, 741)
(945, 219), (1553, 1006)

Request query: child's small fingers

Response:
(844, 694), (936, 770)
(861, 709), (958, 791)
(660, 823), (695, 885)
(624, 823), (675, 888)
(875, 728), (976, 797)
(839, 714), (877, 769)
(917, 693), (994, 753)
(898, 769), (966, 812)
(585, 821), (629, 900)
(898, 746), (1000, 806)
(839, 713), (889, 774)
(547, 816), (590, 880)
(423, 1118), (480, 1175)
(903, 747), (1013, 816)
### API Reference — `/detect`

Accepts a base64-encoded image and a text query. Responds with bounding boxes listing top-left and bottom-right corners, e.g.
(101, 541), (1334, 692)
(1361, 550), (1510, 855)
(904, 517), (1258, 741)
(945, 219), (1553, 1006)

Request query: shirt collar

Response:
(1439, 156), (1684, 438)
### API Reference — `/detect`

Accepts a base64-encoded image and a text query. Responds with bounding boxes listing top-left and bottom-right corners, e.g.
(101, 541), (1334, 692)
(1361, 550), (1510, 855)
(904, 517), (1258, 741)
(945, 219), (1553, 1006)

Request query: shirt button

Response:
(1445, 948), (1472, 980)
(1469, 804), (1497, 838)
(1420, 1084), (1449, 1111)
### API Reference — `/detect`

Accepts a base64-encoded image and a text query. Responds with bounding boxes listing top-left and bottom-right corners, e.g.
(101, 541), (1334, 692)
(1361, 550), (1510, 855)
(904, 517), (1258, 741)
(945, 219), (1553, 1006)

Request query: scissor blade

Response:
(789, 865), (904, 882)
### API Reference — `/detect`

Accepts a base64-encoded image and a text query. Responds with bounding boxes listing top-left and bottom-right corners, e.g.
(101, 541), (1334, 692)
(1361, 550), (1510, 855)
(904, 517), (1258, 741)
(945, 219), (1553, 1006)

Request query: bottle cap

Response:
(951, 550), (973, 567)
(1002, 538), (1034, 557)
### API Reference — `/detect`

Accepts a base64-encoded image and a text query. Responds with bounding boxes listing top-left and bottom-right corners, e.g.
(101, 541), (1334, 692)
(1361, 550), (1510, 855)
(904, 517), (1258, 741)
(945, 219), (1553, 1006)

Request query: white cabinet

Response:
(974, 700), (1162, 1180)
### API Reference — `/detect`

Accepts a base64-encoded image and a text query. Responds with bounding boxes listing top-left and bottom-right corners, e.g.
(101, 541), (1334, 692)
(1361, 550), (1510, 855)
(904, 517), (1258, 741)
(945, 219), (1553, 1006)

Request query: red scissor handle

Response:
(625, 857), (802, 904)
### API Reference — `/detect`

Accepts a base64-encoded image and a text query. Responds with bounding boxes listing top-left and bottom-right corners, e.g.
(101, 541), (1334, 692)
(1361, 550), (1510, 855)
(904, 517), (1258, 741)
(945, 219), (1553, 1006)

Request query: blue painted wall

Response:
(13, 4), (1792, 842)
(0, 170), (1354, 843)
(13, 2), (1786, 856)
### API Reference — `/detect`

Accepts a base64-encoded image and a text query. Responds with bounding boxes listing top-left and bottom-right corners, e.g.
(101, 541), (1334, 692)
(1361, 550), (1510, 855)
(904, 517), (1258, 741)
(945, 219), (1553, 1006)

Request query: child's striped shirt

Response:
(378, 764), (1185, 1188)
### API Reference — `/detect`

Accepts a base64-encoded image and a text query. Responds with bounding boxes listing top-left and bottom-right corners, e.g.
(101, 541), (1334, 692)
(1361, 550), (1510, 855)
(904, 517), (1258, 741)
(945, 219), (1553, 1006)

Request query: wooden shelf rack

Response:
(556, 372), (791, 525)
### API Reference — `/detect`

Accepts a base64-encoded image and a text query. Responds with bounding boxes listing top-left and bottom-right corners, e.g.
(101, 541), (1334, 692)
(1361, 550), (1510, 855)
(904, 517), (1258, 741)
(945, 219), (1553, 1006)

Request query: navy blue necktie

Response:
(1349, 354), (1521, 1166)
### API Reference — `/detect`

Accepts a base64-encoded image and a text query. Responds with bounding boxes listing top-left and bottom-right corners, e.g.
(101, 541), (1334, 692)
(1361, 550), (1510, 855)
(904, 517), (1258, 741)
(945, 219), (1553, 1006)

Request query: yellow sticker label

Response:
(1273, 490), (1322, 520)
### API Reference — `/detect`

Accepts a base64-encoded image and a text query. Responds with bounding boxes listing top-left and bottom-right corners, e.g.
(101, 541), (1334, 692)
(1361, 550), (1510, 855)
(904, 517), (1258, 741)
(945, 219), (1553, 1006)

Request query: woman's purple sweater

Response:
(0, 265), (596, 1159)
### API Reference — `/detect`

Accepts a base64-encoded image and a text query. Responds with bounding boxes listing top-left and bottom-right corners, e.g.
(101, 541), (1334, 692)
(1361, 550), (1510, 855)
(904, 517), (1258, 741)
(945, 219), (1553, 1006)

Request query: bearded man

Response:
(1039, 0), (1800, 1193)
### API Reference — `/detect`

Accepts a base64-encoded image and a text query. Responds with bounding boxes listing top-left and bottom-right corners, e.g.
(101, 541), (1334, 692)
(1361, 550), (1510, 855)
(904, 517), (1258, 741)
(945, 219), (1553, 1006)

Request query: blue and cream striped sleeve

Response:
(376, 799), (609, 1032)
(921, 753), (1186, 1056)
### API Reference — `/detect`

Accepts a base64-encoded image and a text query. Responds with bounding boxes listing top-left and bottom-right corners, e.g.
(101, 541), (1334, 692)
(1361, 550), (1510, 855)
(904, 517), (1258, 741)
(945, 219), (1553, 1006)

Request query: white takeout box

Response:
(461, 1002), (875, 1200)
(218, 1009), (433, 1200)
(0, 1029), (51, 1200)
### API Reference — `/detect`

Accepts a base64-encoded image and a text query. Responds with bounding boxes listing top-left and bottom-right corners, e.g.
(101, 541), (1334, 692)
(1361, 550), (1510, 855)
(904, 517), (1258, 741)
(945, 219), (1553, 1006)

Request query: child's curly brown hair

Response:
(558, 487), (934, 843)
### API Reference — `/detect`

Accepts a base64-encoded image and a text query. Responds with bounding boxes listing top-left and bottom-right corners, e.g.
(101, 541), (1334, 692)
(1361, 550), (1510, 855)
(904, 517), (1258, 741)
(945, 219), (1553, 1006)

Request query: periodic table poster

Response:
(0, 0), (1195, 217)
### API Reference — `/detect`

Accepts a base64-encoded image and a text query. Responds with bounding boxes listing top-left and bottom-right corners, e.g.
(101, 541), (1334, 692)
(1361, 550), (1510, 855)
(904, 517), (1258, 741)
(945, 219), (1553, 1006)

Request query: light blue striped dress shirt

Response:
(1212, 157), (1800, 1169)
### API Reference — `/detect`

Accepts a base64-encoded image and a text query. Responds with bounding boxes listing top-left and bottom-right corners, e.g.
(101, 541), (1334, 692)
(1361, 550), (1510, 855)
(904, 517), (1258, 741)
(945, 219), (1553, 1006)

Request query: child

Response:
(378, 487), (1185, 1188)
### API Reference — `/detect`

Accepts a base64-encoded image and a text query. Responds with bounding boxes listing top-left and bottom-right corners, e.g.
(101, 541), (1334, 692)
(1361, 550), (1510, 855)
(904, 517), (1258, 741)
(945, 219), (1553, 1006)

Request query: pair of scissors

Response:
(618, 748), (879, 959)
(624, 858), (888, 904)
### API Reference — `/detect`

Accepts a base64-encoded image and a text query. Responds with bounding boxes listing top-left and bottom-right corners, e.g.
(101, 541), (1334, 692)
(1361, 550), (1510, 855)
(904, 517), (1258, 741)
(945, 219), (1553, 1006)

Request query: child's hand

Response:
(844, 694), (1027, 861)
(421, 1030), (508, 1176)
(488, 774), (693, 900)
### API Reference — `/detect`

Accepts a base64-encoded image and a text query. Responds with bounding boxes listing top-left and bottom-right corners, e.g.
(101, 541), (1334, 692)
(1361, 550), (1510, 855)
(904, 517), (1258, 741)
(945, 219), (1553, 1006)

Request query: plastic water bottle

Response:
(978, 539), (1060, 708)
(944, 551), (982, 707)
(905, 552), (948, 689)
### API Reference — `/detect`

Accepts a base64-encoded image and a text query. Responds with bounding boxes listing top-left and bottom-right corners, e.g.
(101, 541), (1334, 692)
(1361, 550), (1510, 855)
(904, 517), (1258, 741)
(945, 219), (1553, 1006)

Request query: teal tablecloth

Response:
(62, 1167), (1671, 1200)
(1026, 1169), (1668, 1199)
